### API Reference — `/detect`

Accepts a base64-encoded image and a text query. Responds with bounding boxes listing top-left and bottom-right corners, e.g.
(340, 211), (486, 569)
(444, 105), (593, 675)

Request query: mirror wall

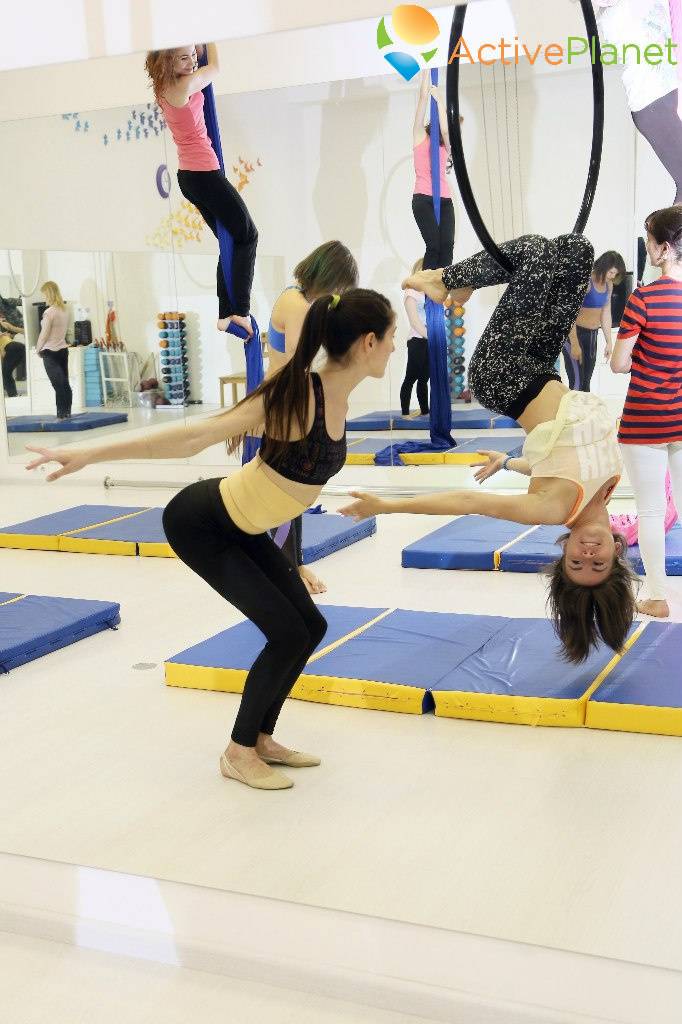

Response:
(0, 41), (646, 469)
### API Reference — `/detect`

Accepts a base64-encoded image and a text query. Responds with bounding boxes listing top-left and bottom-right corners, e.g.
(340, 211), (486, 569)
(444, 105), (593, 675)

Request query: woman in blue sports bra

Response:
(266, 242), (358, 595)
(562, 250), (626, 391)
(267, 240), (358, 375)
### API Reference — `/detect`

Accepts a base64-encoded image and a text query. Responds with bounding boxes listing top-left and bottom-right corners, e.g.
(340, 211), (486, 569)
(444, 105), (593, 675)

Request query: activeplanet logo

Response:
(376, 4), (440, 81)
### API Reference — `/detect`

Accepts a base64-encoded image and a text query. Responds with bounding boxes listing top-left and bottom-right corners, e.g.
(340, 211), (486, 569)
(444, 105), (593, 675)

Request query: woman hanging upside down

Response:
(145, 43), (258, 337)
(341, 234), (638, 664)
(27, 290), (396, 791)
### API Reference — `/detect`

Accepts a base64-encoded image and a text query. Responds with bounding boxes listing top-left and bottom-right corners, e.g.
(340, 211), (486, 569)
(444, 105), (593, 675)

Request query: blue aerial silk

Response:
(425, 67), (455, 450)
(199, 55), (263, 464)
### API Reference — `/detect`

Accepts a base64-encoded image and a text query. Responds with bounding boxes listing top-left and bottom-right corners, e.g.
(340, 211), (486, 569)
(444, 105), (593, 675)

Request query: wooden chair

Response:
(218, 332), (269, 407)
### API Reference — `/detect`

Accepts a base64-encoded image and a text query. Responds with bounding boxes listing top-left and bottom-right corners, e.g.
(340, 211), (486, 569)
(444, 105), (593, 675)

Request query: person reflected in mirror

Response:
(36, 281), (71, 420)
(412, 69), (459, 270)
(562, 251), (626, 391)
(0, 291), (26, 396)
(400, 257), (430, 417)
(145, 43), (258, 337)
(266, 240), (358, 596)
(611, 206), (682, 618)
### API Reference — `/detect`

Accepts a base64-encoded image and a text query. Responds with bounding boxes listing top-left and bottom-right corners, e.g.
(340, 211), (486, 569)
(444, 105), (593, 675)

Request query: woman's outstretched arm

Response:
(26, 394), (264, 481)
(340, 488), (566, 526)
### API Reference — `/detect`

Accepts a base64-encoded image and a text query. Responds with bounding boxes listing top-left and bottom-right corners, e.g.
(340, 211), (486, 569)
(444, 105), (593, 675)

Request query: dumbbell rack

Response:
(157, 311), (189, 406)
(445, 303), (466, 400)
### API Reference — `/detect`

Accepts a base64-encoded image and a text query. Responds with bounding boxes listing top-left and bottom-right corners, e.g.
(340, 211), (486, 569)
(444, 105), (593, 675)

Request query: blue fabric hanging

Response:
(199, 55), (264, 464)
(426, 68), (455, 449)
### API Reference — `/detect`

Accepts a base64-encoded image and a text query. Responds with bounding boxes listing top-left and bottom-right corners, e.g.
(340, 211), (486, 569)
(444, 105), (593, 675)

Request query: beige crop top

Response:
(219, 456), (312, 535)
(522, 391), (622, 526)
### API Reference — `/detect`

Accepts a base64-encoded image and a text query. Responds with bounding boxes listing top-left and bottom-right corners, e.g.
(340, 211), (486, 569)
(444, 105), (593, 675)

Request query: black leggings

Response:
(42, 348), (72, 417)
(162, 480), (327, 747)
(412, 194), (455, 270)
(2, 339), (25, 397)
(561, 326), (598, 392)
(400, 337), (430, 415)
(177, 169), (258, 318)
(442, 234), (594, 417)
(632, 89), (682, 205)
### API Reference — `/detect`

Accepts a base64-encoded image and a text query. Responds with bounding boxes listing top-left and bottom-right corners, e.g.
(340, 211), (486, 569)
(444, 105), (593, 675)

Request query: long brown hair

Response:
(546, 533), (638, 663)
(293, 242), (358, 298)
(144, 49), (177, 102)
(592, 250), (626, 286)
(227, 288), (394, 460)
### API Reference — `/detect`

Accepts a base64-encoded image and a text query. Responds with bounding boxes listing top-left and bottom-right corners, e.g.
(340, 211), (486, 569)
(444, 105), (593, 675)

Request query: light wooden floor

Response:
(1, 481), (681, 977)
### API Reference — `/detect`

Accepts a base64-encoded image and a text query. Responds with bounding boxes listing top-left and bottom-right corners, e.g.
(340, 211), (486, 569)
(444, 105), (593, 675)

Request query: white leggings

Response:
(620, 442), (682, 600)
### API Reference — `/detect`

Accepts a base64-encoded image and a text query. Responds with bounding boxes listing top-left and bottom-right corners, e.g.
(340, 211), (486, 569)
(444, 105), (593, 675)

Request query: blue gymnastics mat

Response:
(403, 517), (682, 575)
(7, 412), (128, 432)
(500, 522), (682, 574)
(165, 605), (656, 726)
(347, 409), (519, 431)
(0, 505), (145, 551)
(0, 504), (376, 564)
(402, 516), (535, 571)
(0, 593), (121, 673)
(301, 513), (376, 562)
(586, 622), (682, 735)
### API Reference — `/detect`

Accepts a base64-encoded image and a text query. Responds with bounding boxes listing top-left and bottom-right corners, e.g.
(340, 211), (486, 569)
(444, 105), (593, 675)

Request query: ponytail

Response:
(226, 288), (394, 460)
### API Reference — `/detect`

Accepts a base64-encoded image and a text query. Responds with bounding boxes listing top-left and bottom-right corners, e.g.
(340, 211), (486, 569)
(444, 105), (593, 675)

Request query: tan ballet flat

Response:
(261, 750), (321, 768)
(220, 753), (293, 790)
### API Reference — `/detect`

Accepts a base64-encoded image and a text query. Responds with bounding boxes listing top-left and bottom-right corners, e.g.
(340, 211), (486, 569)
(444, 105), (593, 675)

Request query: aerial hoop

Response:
(446, 1), (604, 273)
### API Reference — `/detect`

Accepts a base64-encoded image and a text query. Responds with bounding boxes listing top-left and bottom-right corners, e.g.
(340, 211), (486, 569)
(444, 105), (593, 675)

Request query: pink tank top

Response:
(413, 136), (450, 198)
(159, 91), (220, 172)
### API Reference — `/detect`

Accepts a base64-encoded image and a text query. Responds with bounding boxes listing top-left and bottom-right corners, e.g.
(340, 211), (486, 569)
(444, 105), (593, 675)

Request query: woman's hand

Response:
(339, 491), (388, 521)
(25, 445), (89, 481)
(471, 450), (507, 483)
(570, 341), (582, 364)
(603, 341), (613, 361)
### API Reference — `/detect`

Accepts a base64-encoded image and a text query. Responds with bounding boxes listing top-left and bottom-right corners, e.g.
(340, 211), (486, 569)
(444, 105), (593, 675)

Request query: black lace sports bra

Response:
(260, 372), (347, 485)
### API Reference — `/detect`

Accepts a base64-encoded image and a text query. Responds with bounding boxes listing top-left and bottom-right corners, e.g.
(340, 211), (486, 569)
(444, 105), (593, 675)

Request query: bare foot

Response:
(299, 565), (327, 595)
(637, 598), (670, 618)
(448, 285), (474, 306)
(224, 740), (276, 781)
(217, 314), (253, 337)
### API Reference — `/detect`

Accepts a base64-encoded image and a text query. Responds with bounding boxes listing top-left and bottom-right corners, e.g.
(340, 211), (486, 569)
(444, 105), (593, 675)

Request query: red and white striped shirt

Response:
(617, 277), (682, 444)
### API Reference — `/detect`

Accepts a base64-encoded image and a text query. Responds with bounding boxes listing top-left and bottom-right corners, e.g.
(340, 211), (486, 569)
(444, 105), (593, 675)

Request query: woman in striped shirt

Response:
(611, 206), (682, 617)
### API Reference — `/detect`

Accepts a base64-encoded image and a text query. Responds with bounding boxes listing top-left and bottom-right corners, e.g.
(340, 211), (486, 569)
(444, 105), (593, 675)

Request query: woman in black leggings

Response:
(146, 43), (257, 337)
(411, 70), (456, 270)
(28, 290), (396, 791)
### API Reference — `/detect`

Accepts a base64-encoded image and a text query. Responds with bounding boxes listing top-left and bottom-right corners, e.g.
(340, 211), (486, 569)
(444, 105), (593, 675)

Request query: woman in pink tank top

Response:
(145, 43), (257, 337)
(411, 70), (457, 270)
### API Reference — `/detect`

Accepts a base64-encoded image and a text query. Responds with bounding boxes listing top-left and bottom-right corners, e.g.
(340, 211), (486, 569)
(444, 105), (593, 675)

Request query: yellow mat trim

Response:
(164, 662), (423, 713)
(0, 534), (59, 551)
(581, 621), (648, 705)
(433, 691), (586, 727)
(139, 542), (176, 558)
(306, 608), (395, 665)
(60, 508), (150, 536)
(493, 525), (538, 571)
(0, 594), (27, 607)
(442, 452), (491, 466)
(586, 701), (682, 737)
(165, 663), (246, 693)
(345, 452), (376, 465)
(58, 537), (137, 556)
(400, 452), (446, 465)
(290, 673), (424, 713)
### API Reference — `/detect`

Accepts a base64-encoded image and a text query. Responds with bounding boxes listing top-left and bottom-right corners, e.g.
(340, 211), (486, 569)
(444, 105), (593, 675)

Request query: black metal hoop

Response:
(446, 1), (604, 273)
